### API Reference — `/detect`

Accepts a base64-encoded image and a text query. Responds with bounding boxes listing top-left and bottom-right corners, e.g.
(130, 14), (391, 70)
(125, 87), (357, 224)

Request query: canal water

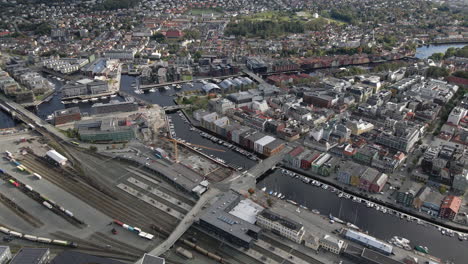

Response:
(415, 43), (467, 59)
(258, 170), (467, 264)
(0, 110), (19, 129)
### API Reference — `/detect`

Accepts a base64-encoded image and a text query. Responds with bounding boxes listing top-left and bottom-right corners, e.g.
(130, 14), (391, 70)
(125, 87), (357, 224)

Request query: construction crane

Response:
(163, 138), (225, 163)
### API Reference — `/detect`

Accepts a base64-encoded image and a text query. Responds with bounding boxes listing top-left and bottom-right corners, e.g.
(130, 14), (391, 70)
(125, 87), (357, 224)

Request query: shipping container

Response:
(113, 220), (124, 226)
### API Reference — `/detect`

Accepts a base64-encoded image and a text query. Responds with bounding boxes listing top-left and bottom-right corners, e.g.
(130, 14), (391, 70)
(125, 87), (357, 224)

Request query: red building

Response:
(439, 195), (462, 220)
(369, 173), (388, 193)
(165, 29), (183, 39)
(53, 107), (81, 125)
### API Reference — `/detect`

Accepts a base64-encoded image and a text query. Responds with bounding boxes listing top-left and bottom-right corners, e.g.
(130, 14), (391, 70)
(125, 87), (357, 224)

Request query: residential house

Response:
(439, 195), (462, 220)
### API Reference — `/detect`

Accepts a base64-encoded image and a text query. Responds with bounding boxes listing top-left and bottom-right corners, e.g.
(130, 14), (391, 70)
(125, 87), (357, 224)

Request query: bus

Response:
(70, 141), (80, 146)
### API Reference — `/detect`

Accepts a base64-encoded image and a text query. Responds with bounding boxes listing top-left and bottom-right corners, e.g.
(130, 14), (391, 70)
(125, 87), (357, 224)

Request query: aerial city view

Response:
(0, 0), (468, 263)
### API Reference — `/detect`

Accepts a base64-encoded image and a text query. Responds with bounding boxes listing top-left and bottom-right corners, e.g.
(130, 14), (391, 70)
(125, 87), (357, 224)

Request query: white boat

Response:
(61, 101), (66, 104)
(312, 209), (320, 214)
(346, 223), (360, 230)
(91, 98), (98, 102)
(100, 96), (107, 100)
(175, 84), (182, 89)
(72, 99), (79, 104)
(261, 187), (266, 192)
(81, 99), (89, 103)
(273, 192), (277, 196)
(164, 86), (170, 90)
(286, 200), (298, 205)
(149, 88), (156, 93)
(277, 193), (282, 198)
(338, 193), (344, 198)
(110, 94), (117, 98)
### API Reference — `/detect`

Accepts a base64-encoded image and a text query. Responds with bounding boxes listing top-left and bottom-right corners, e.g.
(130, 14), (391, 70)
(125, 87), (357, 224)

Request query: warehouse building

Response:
(75, 117), (135, 143)
(256, 210), (305, 243)
(53, 107), (81, 125)
(45, 149), (68, 166)
(91, 97), (138, 115)
(199, 190), (262, 249)
(10, 248), (50, 264)
(62, 79), (109, 99)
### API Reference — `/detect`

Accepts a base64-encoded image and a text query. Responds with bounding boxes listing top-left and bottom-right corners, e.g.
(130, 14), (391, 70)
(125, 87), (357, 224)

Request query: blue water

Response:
(415, 43), (467, 59)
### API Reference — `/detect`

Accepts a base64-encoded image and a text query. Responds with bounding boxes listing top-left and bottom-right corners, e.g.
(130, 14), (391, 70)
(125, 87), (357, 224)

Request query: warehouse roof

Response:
(46, 149), (68, 164)
(254, 135), (275, 147)
(10, 248), (49, 264)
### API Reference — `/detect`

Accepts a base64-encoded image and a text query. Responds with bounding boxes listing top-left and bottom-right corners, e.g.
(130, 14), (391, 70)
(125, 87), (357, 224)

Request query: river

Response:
(258, 170), (467, 264)
(415, 43), (467, 59)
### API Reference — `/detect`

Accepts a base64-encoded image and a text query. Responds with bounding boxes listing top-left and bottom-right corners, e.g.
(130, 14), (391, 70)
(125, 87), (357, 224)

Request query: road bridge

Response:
(162, 105), (192, 112)
(134, 188), (220, 263)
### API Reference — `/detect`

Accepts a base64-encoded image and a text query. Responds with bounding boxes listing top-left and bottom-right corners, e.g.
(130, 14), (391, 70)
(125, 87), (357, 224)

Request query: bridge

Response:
(162, 104), (192, 112)
(0, 95), (69, 143)
(135, 188), (220, 263)
(134, 145), (291, 262)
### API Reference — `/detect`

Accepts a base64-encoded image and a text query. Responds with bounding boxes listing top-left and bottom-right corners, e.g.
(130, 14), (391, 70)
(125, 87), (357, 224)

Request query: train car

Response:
(43, 201), (53, 209)
(133, 227), (141, 233)
(9, 231), (23, 238)
(122, 224), (129, 229)
(8, 179), (20, 187)
(28, 124), (35, 130)
(113, 220), (124, 226)
(64, 210), (73, 217)
(24, 185), (33, 191)
(68, 241), (78, 248)
(16, 165), (25, 172)
(52, 240), (68, 246)
(12, 160), (20, 166)
(21, 165), (30, 173)
(70, 141), (80, 146)
(37, 237), (52, 243)
(33, 173), (42, 180)
(24, 235), (38, 241)
(0, 227), (10, 234)
(176, 247), (193, 259)
(138, 232), (154, 240)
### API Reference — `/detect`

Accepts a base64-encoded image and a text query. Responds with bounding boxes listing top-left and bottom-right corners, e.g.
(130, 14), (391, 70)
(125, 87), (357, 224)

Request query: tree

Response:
(426, 66), (449, 79)
(429, 52), (444, 61)
(439, 185), (447, 194)
(89, 146), (97, 152)
(183, 29), (200, 40)
(150, 32), (165, 43)
(266, 198), (273, 207)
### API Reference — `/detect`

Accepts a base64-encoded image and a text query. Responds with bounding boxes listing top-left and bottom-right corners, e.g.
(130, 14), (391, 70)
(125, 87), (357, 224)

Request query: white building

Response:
(447, 107), (467, 126)
(256, 210), (305, 244)
(0, 246), (11, 264)
(254, 136), (275, 154)
(46, 149), (68, 166)
(319, 234), (346, 254)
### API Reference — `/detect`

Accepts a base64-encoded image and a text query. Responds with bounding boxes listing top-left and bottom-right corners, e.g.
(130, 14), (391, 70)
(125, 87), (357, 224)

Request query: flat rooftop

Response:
(229, 198), (264, 224)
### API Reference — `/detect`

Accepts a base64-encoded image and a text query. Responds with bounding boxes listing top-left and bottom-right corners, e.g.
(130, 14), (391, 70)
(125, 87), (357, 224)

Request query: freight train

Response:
(0, 225), (78, 248)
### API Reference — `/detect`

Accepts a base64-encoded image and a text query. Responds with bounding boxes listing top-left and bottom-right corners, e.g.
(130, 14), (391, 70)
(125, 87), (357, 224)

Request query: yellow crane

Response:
(163, 138), (225, 162)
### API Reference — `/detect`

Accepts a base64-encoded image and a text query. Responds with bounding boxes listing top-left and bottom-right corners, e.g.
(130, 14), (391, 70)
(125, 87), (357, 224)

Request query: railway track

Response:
(20, 155), (176, 233)
(0, 192), (43, 228)
(51, 231), (142, 261)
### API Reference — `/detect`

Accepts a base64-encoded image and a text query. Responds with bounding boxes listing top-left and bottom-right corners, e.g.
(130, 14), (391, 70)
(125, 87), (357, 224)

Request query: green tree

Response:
(150, 32), (165, 43)
(426, 66), (449, 78)
(429, 52), (444, 61)
(89, 146), (97, 152)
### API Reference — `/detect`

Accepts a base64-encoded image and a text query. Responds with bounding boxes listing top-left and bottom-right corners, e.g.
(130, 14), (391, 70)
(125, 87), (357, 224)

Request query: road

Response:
(134, 188), (220, 262)
(0, 96), (69, 142)
(219, 145), (293, 193)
